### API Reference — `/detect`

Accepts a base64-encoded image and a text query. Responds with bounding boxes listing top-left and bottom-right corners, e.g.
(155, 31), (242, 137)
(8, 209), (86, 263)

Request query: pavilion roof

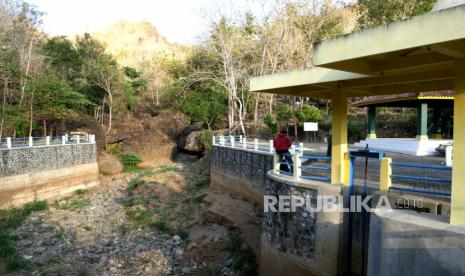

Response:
(250, 5), (465, 99)
(313, 5), (465, 78)
(352, 91), (454, 107)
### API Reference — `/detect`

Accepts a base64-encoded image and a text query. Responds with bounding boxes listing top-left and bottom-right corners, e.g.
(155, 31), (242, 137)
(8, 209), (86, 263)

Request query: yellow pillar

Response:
(331, 89), (349, 185)
(451, 60), (465, 225)
(380, 157), (392, 192)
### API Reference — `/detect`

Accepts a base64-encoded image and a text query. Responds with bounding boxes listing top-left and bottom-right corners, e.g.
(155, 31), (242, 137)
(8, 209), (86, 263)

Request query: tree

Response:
(356, 0), (436, 29)
(78, 33), (122, 134)
(181, 86), (228, 130)
(27, 75), (92, 136)
(43, 36), (81, 80)
(295, 105), (323, 123)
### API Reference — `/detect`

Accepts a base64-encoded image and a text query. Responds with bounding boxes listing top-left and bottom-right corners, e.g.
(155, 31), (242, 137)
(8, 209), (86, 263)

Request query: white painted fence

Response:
(212, 136), (330, 182)
(0, 134), (96, 149)
(212, 135), (274, 153)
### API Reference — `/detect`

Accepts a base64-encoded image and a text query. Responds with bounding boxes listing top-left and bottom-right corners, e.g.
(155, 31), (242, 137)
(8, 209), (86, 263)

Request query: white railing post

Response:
(254, 138), (258, 151)
(6, 137), (11, 149)
(239, 135), (243, 144)
(446, 145), (453, 167)
(230, 135), (235, 147)
(92, 134), (96, 143)
(46, 136), (50, 146)
(28, 136), (33, 147)
(62, 135), (66, 145)
(269, 140), (274, 153)
(220, 136), (225, 146)
(76, 135), (80, 144)
(242, 137), (247, 149)
(293, 144), (302, 181)
(274, 151), (280, 174)
(212, 135), (216, 145)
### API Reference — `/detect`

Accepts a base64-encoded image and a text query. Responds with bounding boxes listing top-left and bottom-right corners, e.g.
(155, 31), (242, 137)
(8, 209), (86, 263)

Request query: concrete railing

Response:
(379, 157), (452, 196)
(273, 143), (332, 182)
(0, 134), (96, 150)
(213, 135), (274, 153)
(213, 136), (331, 183)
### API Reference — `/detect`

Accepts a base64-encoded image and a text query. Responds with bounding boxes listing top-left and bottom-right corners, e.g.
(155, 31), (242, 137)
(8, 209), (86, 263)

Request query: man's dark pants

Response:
(277, 150), (293, 173)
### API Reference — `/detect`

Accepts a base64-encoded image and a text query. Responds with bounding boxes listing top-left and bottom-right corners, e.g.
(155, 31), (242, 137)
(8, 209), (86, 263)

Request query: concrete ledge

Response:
(0, 162), (99, 208)
(368, 208), (465, 276)
(210, 168), (264, 205)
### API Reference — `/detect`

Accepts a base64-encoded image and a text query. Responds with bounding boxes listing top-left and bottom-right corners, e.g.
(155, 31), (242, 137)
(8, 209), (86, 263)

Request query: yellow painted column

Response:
(331, 89), (349, 185)
(379, 157), (392, 192)
(451, 60), (465, 225)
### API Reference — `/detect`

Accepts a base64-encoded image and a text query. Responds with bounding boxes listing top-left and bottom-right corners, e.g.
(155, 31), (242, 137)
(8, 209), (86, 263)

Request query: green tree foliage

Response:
(295, 105), (323, 123)
(31, 75), (92, 120)
(276, 104), (294, 122)
(356, 0), (436, 29)
(123, 66), (147, 91)
(181, 86), (228, 130)
(43, 36), (81, 80)
(263, 114), (278, 133)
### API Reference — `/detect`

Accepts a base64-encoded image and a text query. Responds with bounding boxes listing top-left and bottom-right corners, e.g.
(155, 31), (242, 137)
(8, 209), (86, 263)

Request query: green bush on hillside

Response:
(119, 152), (143, 171)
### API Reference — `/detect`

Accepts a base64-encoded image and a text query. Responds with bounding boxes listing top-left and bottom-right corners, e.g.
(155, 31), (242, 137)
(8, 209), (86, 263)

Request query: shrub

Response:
(0, 201), (48, 230)
(127, 176), (145, 196)
(225, 231), (258, 276)
(119, 152), (143, 171)
(105, 146), (121, 155)
(0, 201), (48, 271)
(199, 130), (213, 151)
(276, 104), (293, 122)
(295, 105), (323, 123)
(263, 114), (278, 133)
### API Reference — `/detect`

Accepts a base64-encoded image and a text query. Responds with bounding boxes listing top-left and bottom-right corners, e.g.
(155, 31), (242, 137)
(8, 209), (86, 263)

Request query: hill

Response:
(92, 20), (189, 67)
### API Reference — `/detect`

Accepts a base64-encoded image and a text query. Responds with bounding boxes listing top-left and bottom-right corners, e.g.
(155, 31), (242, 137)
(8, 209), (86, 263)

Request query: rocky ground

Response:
(1, 156), (261, 276)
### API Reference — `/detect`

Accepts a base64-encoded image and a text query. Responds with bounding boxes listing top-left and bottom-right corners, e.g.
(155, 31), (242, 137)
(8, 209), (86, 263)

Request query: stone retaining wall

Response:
(210, 145), (273, 204)
(260, 172), (343, 276)
(0, 143), (99, 208)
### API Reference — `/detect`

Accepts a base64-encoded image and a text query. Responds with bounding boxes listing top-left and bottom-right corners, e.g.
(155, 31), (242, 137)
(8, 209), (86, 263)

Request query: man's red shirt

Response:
(273, 133), (292, 152)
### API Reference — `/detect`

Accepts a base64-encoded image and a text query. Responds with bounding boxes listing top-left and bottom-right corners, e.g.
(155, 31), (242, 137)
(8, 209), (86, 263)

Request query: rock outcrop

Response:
(98, 153), (123, 174)
(106, 112), (191, 166)
(119, 128), (178, 167)
(183, 131), (205, 153)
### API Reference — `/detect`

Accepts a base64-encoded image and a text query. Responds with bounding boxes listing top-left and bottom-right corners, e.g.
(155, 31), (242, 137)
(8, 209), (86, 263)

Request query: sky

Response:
(28, 0), (271, 45)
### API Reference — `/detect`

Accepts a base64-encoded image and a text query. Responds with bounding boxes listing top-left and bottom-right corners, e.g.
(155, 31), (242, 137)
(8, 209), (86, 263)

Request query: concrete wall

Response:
(261, 172), (343, 276)
(0, 143), (99, 208)
(210, 145), (273, 204)
(368, 208), (465, 276)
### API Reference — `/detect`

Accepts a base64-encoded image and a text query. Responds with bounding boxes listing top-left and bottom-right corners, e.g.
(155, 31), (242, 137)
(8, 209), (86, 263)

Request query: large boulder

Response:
(182, 129), (228, 154)
(107, 121), (146, 144)
(178, 123), (203, 149)
(183, 130), (206, 153)
(98, 153), (123, 174)
(106, 112), (189, 147)
(140, 112), (189, 140)
(119, 128), (178, 167)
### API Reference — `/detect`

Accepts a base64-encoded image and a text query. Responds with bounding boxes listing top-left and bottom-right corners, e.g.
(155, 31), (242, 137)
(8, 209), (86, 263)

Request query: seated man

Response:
(273, 129), (293, 173)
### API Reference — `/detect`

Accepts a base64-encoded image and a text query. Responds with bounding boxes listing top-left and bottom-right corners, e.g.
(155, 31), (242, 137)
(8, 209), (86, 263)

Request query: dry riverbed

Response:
(0, 160), (261, 275)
